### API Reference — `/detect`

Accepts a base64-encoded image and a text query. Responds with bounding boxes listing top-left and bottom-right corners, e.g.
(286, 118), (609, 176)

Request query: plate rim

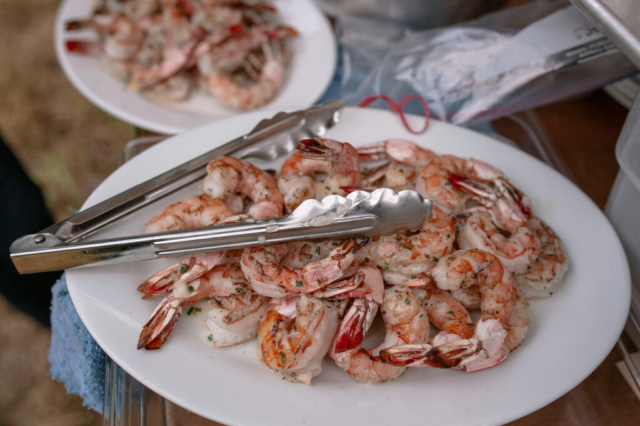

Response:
(53, 0), (337, 134)
(66, 107), (632, 426)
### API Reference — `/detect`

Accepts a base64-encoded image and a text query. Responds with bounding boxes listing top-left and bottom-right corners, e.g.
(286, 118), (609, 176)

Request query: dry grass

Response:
(0, 0), (135, 222)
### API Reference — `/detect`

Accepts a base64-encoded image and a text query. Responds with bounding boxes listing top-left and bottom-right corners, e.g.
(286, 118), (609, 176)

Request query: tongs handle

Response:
(34, 100), (344, 244)
(10, 189), (432, 274)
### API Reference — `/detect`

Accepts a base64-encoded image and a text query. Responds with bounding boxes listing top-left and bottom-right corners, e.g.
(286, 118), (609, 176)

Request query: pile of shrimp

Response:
(65, 0), (298, 108)
(136, 137), (569, 384)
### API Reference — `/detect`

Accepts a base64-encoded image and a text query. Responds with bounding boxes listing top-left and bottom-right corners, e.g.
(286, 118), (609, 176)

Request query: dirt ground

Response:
(0, 1), (132, 425)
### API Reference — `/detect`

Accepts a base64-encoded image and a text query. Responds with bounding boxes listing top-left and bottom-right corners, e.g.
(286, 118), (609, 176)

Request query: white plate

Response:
(67, 107), (631, 426)
(54, 0), (336, 134)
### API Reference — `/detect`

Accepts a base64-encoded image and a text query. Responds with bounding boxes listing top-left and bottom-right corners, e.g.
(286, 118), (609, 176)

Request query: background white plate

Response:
(66, 108), (631, 426)
(54, 0), (336, 134)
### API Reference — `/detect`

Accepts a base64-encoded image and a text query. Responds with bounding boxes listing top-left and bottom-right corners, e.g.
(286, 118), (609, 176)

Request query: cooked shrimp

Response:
(277, 138), (361, 213)
(240, 239), (363, 297)
(329, 266), (385, 352)
(421, 287), (474, 340)
(457, 209), (541, 274)
(380, 249), (525, 371)
(416, 155), (470, 214)
(358, 139), (436, 168)
(145, 194), (238, 233)
(200, 156), (284, 219)
(360, 161), (417, 191)
(330, 285), (429, 383)
(67, 14), (144, 60)
(258, 296), (338, 385)
(364, 205), (454, 276)
(205, 286), (270, 348)
(514, 216), (569, 298)
(130, 25), (206, 89)
(202, 56), (284, 109)
(196, 24), (297, 74)
(137, 251), (226, 298)
(138, 263), (266, 349)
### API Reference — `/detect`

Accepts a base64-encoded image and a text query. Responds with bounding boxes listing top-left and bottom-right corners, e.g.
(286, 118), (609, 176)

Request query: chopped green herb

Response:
(295, 280), (303, 287)
(446, 234), (451, 239)
(316, 246), (321, 254)
(399, 169), (404, 173)
(317, 279), (322, 285)
(410, 275), (417, 279)
(325, 186), (331, 191)
(390, 252), (395, 258)
(187, 307), (194, 316)
(188, 285), (194, 293)
(433, 256), (439, 262)
(447, 311), (454, 315)
(207, 336), (213, 341)
(405, 298), (411, 305)
(444, 182), (452, 187)
(384, 263), (390, 270)
(364, 257), (370, 263)
(179, 265), (188, 274)
(332, 241), (340, 246)
(405, 245), (413, 251)
(279, 351), (286, 364)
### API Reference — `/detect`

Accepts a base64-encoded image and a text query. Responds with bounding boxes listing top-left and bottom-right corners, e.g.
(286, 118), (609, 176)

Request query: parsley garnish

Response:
(410, 275), (417, 279)
(405, 298), (410, 304)
(447, 311), (454, 315)
(433, 256), (439, 262)
(384, 263), (389, 270)
(295, 280), (303, 287)
(179, 265), (188, 274)
(187, 307), (194, 316)
(188, 285), (194, 293)
(316, 246), (320, 254)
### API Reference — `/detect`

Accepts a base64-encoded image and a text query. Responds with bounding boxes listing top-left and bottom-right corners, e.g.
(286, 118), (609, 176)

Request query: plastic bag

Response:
(337, 0), (637, 124)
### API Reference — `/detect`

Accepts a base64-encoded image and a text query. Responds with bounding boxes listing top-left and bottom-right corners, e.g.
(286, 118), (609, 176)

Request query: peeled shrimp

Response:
(138, 263), (267, 349)
(277, 138), (361, 213)
(240, 239), (362, 297)
(137, 251), (226, 298)
(358, 139), (436, 168)
(200, 156), (284, 219)
(380, 249), (527, 372)
(202, 57), (284, 109)
(514, 216), (569, 298)
(258, 296), (338, 385)
(145, 194), (239, 233)
(330, 285), (429, 383)
(457, 209), (541, 274)
(364, 205), (454, 277)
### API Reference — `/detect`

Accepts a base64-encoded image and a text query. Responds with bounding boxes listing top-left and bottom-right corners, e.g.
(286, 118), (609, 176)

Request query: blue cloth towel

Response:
(49, 274), (105, 413)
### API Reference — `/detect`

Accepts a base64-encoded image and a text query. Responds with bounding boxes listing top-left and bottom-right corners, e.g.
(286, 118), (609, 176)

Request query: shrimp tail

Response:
(380, 340), (480, 368)
(296, 138), (339, 162)
(333, 298), (378, 353)
(137, 299), (181, 350)
(137, 251), (225, 297)
(313, 272), (365, 299)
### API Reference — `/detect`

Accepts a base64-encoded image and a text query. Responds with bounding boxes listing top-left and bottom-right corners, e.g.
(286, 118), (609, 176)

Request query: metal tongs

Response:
(10, 100), (432, 274)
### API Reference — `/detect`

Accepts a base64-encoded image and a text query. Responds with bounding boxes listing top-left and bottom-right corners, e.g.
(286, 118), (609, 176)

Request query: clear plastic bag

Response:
(337, 0), (637, 124)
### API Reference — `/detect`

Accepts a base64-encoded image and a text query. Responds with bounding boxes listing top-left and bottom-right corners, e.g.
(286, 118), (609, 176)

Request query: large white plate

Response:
(54, 0), (336, 134)
(67, 108), (631, 426)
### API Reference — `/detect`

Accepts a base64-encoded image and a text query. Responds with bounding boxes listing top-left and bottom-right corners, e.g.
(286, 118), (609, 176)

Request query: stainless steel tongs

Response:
(10, 100), (432, 274)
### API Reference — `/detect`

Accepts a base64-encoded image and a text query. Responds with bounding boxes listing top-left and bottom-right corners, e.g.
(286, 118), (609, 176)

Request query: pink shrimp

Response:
(200, 156), (284, 219)
(258, 296), (338, 385)
(277, 138), (361, 213)
(363, 205), (454, 277)
(240, 239), (364, 297)
(138, 263), (268, 349)
(380, 249), (529, 372)
(330, 285), (429, 383)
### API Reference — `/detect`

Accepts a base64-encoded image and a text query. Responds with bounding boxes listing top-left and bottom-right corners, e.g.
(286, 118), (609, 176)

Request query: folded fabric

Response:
(49, 275), (105, 413)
